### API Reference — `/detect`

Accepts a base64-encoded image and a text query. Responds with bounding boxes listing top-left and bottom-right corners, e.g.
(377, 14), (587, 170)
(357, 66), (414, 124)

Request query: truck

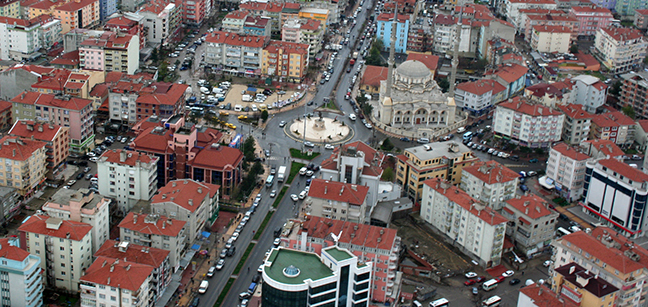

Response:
(353, 51), (358, 59)
(277, 166), (287, 182)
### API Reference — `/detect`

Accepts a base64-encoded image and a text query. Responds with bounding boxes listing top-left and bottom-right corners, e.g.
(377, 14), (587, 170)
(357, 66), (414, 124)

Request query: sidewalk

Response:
(527, 177), (591, 230)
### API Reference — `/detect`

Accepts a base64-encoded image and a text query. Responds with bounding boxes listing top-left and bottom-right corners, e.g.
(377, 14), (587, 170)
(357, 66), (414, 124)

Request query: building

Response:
(0, 100), (12, 131)
(281, 18), (322, 58)
(11, 92), (95, 154)
(304, 179), (369, 224)
(432, 14), (457, 54)
(620, 71), (648, 118)
(568, 75), (608, 113)
(493, 97), (565, 148)
(0, 136), (46, 197)
(376, 13), (409, 53)
(405, 53), (439, 77)
(79, 32), (140, 74)
(636, 120), (648, 150)
(52, 0), (100, 34)
(460, 160), (519, 210)
(9, 121), (69, 179)
(502, 194), (558, 256)
(530, 25), (572, 53)
(0, 16), (42, 61)
(517, 283), (578, 307)
(138, 0), (181, 46)
(42, 188), (110, 253)
(204, 31), (268, 76)
(222, 10), (247, 32)
(359, 65), (388, 97)
(487, 63), (528, 99)
(79, 256), (153, 307)
(298, 7), (328, 27)
(0, 237), (43, 307)
(615, 0), (647, 16)
(569, 5), (614, 37)
(551, 228), (648, 306)
(499, 0), (558, 30)
(285, 216), (399, 302)
(421, 178), (508, 267)
(97, 150), (158, 212)
(261, 246), (372, 307)
(590, 111), (636, 146)
(0, 0), (19, 18)
(556, 104), (593, 146)
(546, 143), (591, 201)
(243, 16), (271, 37)
(18, 214), (93, 291)
(634, 9), (648, 29)
(150, 179), (219, 242)
(104, 15), (147, 49)
(455, 79), (499, 116)
(181, 0), (208, 27)
(108, 80), (187, 125)
(594, 27), (648, 74)
(580, 139), (625, 159)
(0, 187), (19, 227)
(552, 262), (619, 306)
(396, 141), (478, 201)
(261, 40), (310, 82)
(523, 13), (579, 43)
(118, 213), (186, 271)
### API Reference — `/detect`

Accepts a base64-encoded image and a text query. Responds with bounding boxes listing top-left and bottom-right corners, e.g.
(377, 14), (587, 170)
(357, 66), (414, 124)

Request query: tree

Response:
(622, 105), (636, 119)
(569, 44), (579, 54)
(437, 78), (450, 92)
(361, 102), (373, 116)
(381, 167), (395, 182)
(261, 110), (269, 122)
(243, 137), (256, 162)
(610, 81), (622, 96)
(150, 48), (159, 62)
(356, 95), (368, 104)
(373, 39), (384, 52)
(381, 138), (394, 151)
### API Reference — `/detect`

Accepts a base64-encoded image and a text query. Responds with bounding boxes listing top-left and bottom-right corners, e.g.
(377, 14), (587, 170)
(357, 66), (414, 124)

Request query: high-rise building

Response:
(97, 149), (158, 212)
(0, 237), (43, 307)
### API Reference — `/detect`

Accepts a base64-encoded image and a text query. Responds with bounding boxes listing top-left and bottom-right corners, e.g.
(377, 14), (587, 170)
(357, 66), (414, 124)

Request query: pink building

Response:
(569, 5), (614, 37)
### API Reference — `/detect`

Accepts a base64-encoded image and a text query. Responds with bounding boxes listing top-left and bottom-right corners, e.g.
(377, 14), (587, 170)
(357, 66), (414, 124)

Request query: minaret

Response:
(449, 6), (463, 95)
(385, 5), (397, 98)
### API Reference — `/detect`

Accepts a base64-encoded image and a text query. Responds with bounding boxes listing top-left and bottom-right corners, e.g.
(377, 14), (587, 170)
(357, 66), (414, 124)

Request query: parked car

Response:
(215, 259), (225, 270)
(465, 272), (477, 278)
(502, 270), (515, 277)
(509, 278), (521, 285)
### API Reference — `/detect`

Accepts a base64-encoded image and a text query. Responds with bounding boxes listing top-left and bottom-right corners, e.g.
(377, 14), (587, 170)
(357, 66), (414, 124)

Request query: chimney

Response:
(110, 264), (114, 272)
(37, 125), (43, 132)
(198, 187), (202, 194)
(172, 182), (176, 187)
(133, 214), (138, 224)
(325, 186), (328, 194)
(188, 199), (193, 206)
(120, 150), (127, 162)
(12, 149), (15, 157)
(126, 264), (131, 271)
(569, 266), (575, 275)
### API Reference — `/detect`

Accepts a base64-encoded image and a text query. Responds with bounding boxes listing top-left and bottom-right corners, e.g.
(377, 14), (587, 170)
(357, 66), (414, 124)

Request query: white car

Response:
(349, 114), (356, 120)
(290, 194), (299, 201)
(270, 190), (277, 197)
(543, 260), (553, 267)
(465, 272), (477, 279)
(231, 231), (239, 242)
(324, 144), (335, 150)
(299, 190), (307, 199)
(502, 270), (514, 277)
(89, 157), (99, 163)
(199, 280), (209, 293)
(67, 180), (76, 186)
(215, 259), (225, 270)
(305, 170), (314, 177)
(273, 238), (281, 246)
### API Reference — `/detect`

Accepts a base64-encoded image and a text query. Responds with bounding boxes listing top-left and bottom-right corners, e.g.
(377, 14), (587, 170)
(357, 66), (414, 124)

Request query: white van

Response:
(200, 87), (210, 95)
(412, 300), (423, 307)
(349, 114), (356, 120)
(234, 105), (243, 112)
(242, 95), (253, 102)
(198, 280), (209, 294)
(457, 127), (466, 133)
(251, 104), (258, 112)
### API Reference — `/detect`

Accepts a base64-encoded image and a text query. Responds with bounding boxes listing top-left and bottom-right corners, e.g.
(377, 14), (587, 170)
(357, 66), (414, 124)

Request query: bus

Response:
(482, 279), (498, 291)
(266, 175), (274, 188)
(430, 298), (449, 307)
(556, 227), (571, 237)
(482, 295), (501, 307)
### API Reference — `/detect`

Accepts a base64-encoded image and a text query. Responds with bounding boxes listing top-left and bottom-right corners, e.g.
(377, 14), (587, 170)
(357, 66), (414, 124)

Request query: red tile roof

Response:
(139, 0), (172, 14)
(320, 141), (385, 178)
(635, 9), (648, 15)
(433, 14), (456, 25)
(300, 18), (321, 31)
(152, 179), (219, 213)
(0, 16), (35, 27)
(456, 79), (497, 95)
(0, 100), (11, 113)
(94, 240), (169, 268)
(581, 139), (624, 157)
(498, 97), (562, 116)
(554, 262), (619, 298)
(376, 13), (410, 23)
(527, 14), (578, 22)
(560, 230), (647, 274)
(509, 0), (556, 3)
(119, 213), (186, 237)
(81, 256), (153, 291)
(591, 111), (635, 127)
(551, 143), (591, 161)
(136, 83), (188, 106)
(520, 283), (578, 307)
(0, 238), (30, 262)
(205, 31), (267, 48)
(492, 63), (528, 83)
(225, 10), (248, 20)
(462, 160), (519, 184)
(0, 136), (46, 161)
(89, 83), (109, 97)
(18, 214), (92, 241)
(526, 83), (564, 99)
(99, 149), (157, 167)
(80, 32), (134, 49)
(638, 119), (648, 133)
(11, 91), (92, 111)
(361, 65), (388, 88)
(55, 0), (97, 11)
(598, 158), (648, 182)
(9, 121), (65, 143)
(264, 40), (309, 55)
(105, 16), (137, 27)
(423, 178), (508, 226)
(50, 50), (80, 67)
(519, 8), (566, 15)
(307, 179), (369, 205)
(532, 25), (573, 33)
(557, 103), (593, 119)
(191, 144), (243, 171)
(132, 126), (172, 153)
(300, 216), (398, 250)
(406, 53), (439, 71)
(570, 5), (612, 14)
(506, 194), (556, 219)
(600, 26), (644, 42)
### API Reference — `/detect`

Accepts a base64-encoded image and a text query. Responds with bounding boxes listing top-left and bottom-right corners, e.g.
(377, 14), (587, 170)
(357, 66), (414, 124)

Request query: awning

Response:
(191, 244), (201, 250)
(539, 176), (555, 190)
(201, 231), (211, 239)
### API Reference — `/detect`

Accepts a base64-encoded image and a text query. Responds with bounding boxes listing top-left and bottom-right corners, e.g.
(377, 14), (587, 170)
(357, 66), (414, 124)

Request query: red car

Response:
(464, 279), (477, 286)
(475, 276), (487, 283)
(495, 276), (506, 283)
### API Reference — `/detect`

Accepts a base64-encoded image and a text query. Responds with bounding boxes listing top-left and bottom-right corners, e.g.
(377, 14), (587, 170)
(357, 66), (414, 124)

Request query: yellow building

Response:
(0, 136), (47, 197)
(552, 262), (618, 306)
(396, 141), (478, 201)
(530, 25), (572, 53)
(261, 40), (310, 82)
(298, 8), (328, 30)
(0, 0), (20, 18)
(53, 0), (99, 34)
(28, 0), (67, 19)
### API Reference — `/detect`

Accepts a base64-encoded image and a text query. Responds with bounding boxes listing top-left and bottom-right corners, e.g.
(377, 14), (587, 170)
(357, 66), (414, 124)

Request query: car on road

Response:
(290, 194), (299, 201)
(472, 287), (479, 295)
(520, 185), (529, 192)
(207, 266), (216, 277)
(198, 280), (209, 294)
(89, 157), (99, 163)
(215, 259), (225, 270)
(270, 190), (276, 197)
(273, 238), (281, 246)
(67, 180), (76, 186)
(502, 270), (515, 277)
(304, 141), (315, 147)
(239, 292), (251, 300)
(241, 299), (249, 307)
(264, 149), (271, 157)
(529, 158), (539, 163)
(365, 123), (372, 129)
(219, 249), (227, 258)
(633, 155), (642, 160)
(85, 173), (93, 180)
(325, 144), (335, 150)
(465, 272), (477, 278)
(527, 171), (537, 177)
(231, 232), (239, 241)
(305, 170), (314, 177)
(543, 260), (553, 267)
(299, 190), (308, 199)
(495, 276), (506, 283)
(349, 114), (356, 120)
(400, 137), (410, 142)
(509, 278), (521, 285)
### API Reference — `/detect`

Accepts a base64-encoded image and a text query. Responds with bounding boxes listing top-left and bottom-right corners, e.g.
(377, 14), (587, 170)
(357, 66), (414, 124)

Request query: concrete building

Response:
(42, 188), (110, 254)
(580, 139), (625, 160)
(455, 79), (498, 116)
(523, 13), (579, 43)
(546, 143), (591, 201)
(18, 214), (93, 292)
(501, 194), (559, 257)
(486, 63), (528, 99)
(284, 216), (399, 303)
(569, 5), (614, 37)
(360, 66), (388, 97)
(0, 0), (19, 18)
(298, 7), (329, 27)
(150, 179), (219, 243)
(79, 256), (153, 307)
(261, 246), (372, 307)
(432, 14), (457, 55)
(620, 71), (648, 119)
(9, 121), (69, 179)
(552, 262), (619, 306)
(517, 283), (577, 307)
(421, 178), (508, 268)
(460, 160), (519, 210)
(52, 0), (100, 34)
(615, 0), (647, 16)
(595, 27), (648, 74)
(281, 18), (322, 58)
(243, 16), (271, 37)
(376, 13), (409, 53)
(97, 149), (158, 212)
(0, 16), (43, 61)
(557, 104), (593, 146)
(590, 111), (636, 146)
(0, 237), (43, 307)
(118, 213), (187, 271)
(0, 136), (46, 197)
(634, 9), (648, 29)
(0, 187), (20, 227)
(499, 0), (558, 30)
(79, 32), (139, 74)
(0, 100), (12, 131)
(222, 10), (247, 32)
(396, 141), (478, 202)
(568, 75), (608, 113)
(304, 179), (369, 224)
(493, 97), (565, 148)
(261, 40), (310, 82)
(108, 81), (187, 125)
(138, 0), (181, 46)
(530, 25), (572, 53)
(204, 31), (268, 75)
(104, 15), (147, 49)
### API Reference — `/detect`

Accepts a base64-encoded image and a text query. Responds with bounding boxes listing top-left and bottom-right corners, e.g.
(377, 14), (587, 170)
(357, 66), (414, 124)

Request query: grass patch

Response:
(289, 148), (321, 160)
(322, 101), (338, 110)
(253, 211), (274, 241)
(624, 148), (638, 154)
(273, 186), (289, 208)
(213, 278), (235, 307)
(286, 161), (305, 184)
(552, 197), (569, 207)
(233, 242), (256, 275)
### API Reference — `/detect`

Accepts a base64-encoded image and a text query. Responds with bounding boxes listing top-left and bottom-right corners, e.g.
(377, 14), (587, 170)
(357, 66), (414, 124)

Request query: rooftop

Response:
(506, 194), (557, 219)
(597, 158), (648, 183)
(94, 240), (169, 268)
(99, 149), (157, 167)
(405, 53), (439, 71)
(300, 216), (398, 250)
(9, 121), (65, 143)
(264, 248), (333, 285)
(554, 262), (619, 297)
(118, 213), (186, 237)
(48, 188), (105, 211)
(205, 31), (267, 48)
(532, 25), (573, 33)
(557, 103), (593, 119)
(600, 26), (644, 42)
(307, 179), (369, 205)
(580, 139), (624, 158)
(12, 92), (92, 111)
(324, 246), (354, 261)
(462, 160), (519, 185)
(376, 12), (410, 23)
(551, 143), (591, 161)
(591, 111), (635, 127)
(151, 179), (219, 213)
(0, 237), (30, 262)
(498, 97), (563, 116)
(570, 5), (613, 14)
(191, 143), (243, 171)
(361, 65), (388, 88)
(404, 141), (473, 162)
(81, 256), (153, 291)
(18, 214), (92, 241)
(456, 79), (497, 95)
(491, 63), (528, 83)
(519, 283), (578, 307)
(0, 136), (46, 162)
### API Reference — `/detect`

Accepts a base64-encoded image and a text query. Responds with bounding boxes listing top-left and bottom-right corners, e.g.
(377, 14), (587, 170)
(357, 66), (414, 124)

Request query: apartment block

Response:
(546, 143), (591, 201)
(396, 141), (478, 202)
(97, 150), (157, 211)
(52, 0), (100, 34)
(377, 13), (410, 53)
(0, 100), (11, 131)
(594, 27), (648, 74)
(42, 188), (110, 253)
(421, 178), (508, 268)
(500, 0), (558, 30)
(285, 216), (399, 303)
(9, 121), (69, 179)
(552, 262), (619, 306)
(0, 15), (60, 61)
(568, 75), (608, 113)
(580, 139), (625, 160)
(221, 10), (247, 32)
(108, 79), (187, 125)
(304, 179), (369, 224)
(556, 104), (593, 146)
(487, 63), (528, 99)
(242, 16), (270, 37)
(530, 25), (572, 53)
(104, 15), (147, 49)
(460, 160), (519, 210)
(493, 97), (564, 148)
(615, 0), (648, 16)
(455, 79), (498, 116)
(181, 0), (208, 27)
(501, 194), (558, 257)
(523, 13), (579, 43)
(0, 237), (43, 307)
(0, 0), (19, 17)
(80, 257), (153, 307)
(281, 18), (322, 58)
(0, 187), (20, 226)
(79, 31), (139, 74)
(204, 31), (268, 76)
(18, 215), (93, 291)
(620, 71), (648, 118)
(569, 5), (614, 37)
(261, 40), (309, 82)
(590, 111), (635, 146)
(518, 283), (576, 307)
(118, 213), (187, 271)
(139, 0), (181, 46)
(432, 14), (457, 54)
(634, 9), (648, 29)
(0, 136), (46, 197)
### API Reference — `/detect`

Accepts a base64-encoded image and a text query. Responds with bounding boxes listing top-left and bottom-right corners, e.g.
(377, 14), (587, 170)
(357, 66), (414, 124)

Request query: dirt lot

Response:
(224, 84), (297, 110)
(392, 217), (472, 275)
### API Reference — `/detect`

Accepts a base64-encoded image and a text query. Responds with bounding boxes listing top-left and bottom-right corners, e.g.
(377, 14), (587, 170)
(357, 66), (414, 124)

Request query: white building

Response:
(18, 215), (93, 292)
(460, 160), (519, 210)
(546, 143), (591, 202)
(42, 188), (111, 254)
(421, 178), (508, 268)
(204, 31), (267, 74)
(568, 75), (608, 113)
(501, 194), (559, 257)
(594, 26), (648, 74)
(557, 103), (593, 146)
(493, 97), (565, 148)
(500, 0), (558, 30)
(97, 150), (158, 212)
(138, 2), (180, 45)
(530, 25), (572, 53)
(304, 179), (370, 225)
(0, 17), (41, 61)
(80, 257), (153, 307)
(0, 237), (43, 307)
(455, 79), (495, 115)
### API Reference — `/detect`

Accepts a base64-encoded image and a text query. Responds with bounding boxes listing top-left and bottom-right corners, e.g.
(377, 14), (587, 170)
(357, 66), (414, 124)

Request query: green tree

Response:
(356, 95), (368, 104)
(151, 48), (159, 62)
(569, 44), (579, 54)
(243, 137), (256, 162)
(610, 81), (622, 96)
(261, 110), (269, 122)
(644, 55), (648, 65)
(381, 138), (394, 151)
(381, 167), (395, 182)
(622, 105), (636, 119)
(158, 62), (168, 81)
(437, 78), (450, 92)
(373, 39), (384, 52)
(361, 103), (373, 116)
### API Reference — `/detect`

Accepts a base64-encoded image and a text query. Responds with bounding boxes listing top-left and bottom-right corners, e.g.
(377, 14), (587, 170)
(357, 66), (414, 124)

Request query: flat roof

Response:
(324, 246), (354, 262)
(265, 248), (333, 285)
(50, 188), (103, 210)
(405, 141), (471, 161)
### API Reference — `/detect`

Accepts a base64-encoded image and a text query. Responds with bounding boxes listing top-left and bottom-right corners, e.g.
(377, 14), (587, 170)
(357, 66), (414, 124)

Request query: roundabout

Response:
(284, 113), (355, 145)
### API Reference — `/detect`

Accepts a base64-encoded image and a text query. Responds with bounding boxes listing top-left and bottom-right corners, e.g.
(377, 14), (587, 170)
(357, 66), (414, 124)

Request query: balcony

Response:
(389, 263), (397, 270)
(389, 253), (398, 261)
(387, 272), (395, 279)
